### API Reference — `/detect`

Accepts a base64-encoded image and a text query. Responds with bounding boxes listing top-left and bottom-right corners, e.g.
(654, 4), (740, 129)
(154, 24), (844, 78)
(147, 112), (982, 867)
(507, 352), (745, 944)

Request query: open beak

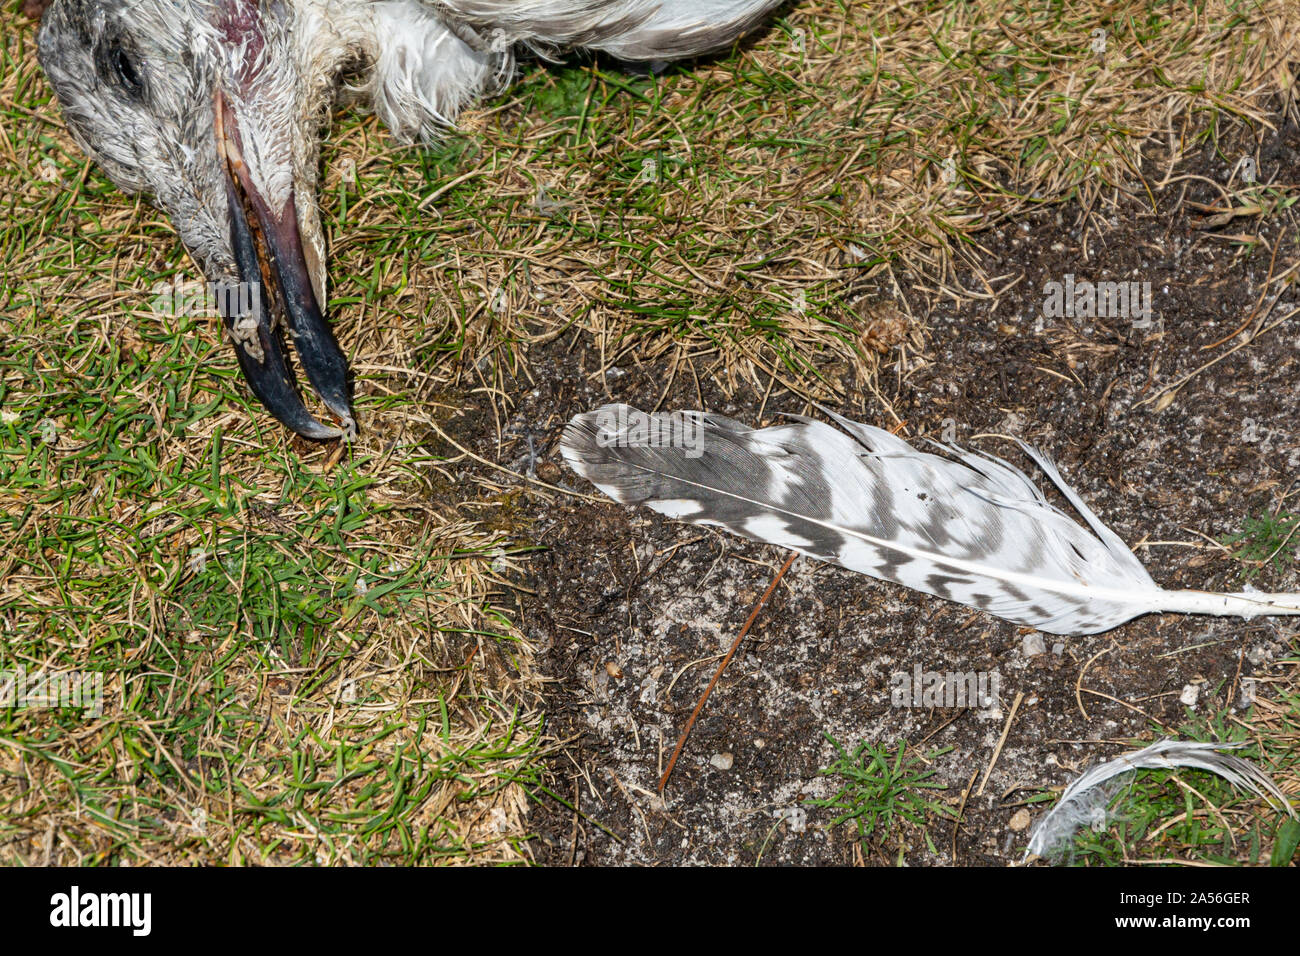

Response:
(213, 88), (355, 441)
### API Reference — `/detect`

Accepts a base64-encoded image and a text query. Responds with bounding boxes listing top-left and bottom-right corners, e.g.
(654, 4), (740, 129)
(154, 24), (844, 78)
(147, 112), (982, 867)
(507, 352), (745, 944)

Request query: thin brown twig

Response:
(1134, 304), (1300, 409)
(1198, 236), (1280, 351)
(976, 691), (1023, 797)
(1076, 642), (1117, 721)
(951, 768), (979, 865)
(658, 552), (797, 794)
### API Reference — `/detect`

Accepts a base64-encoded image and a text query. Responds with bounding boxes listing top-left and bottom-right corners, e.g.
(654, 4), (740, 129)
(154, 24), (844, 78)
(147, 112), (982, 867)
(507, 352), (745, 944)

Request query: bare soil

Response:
(454, 114), (1300, 865)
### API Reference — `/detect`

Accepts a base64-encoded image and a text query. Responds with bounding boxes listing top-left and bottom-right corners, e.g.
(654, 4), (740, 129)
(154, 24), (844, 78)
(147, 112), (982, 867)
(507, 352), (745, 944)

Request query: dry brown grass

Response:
(390, 0), (1300, 404)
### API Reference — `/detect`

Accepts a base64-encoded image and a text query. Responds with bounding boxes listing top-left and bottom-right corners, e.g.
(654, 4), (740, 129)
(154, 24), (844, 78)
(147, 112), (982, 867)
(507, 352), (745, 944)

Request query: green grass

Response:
(1221, 510), (1300, 578)
(0, 318), (548, 862)
(0, 8), (548, 864)
(807, 736), (955, 860)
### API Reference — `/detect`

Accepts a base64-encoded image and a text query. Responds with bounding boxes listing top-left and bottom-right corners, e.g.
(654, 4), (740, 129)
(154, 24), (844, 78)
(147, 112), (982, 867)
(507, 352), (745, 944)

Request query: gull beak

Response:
(213, 88), (355, 441)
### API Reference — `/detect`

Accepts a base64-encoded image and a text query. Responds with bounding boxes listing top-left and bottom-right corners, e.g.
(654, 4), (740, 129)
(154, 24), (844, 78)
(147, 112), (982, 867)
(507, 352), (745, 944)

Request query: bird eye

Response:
(109, 42), (144, 95)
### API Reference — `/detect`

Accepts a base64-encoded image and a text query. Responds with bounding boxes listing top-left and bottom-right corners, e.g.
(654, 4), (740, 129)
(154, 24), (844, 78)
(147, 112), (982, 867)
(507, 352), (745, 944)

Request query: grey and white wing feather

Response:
(560, 404), (1300, 635)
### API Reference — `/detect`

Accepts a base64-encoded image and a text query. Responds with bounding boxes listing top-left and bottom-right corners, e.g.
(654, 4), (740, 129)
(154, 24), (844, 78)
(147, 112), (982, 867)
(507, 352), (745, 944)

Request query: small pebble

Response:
(1009, 808), (1032, 831)
(1238, 678), (1256, 708)
(1179, 683), (1200, 707)
(1022, 633), (1046, 657)
(710, 752), (734, 771)
(779, 807), (807, 834)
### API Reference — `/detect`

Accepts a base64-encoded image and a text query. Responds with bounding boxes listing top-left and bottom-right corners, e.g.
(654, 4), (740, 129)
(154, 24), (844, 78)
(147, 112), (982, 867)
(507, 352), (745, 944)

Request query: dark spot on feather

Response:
(925, 573), (970, 601)
(871, 549), (912, 584)
(1002, 584), (1031, 605)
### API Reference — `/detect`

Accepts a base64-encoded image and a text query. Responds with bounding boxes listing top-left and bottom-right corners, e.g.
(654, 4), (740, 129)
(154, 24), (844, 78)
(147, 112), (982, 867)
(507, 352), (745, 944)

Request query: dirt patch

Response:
(447, 112), (1300, 866)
